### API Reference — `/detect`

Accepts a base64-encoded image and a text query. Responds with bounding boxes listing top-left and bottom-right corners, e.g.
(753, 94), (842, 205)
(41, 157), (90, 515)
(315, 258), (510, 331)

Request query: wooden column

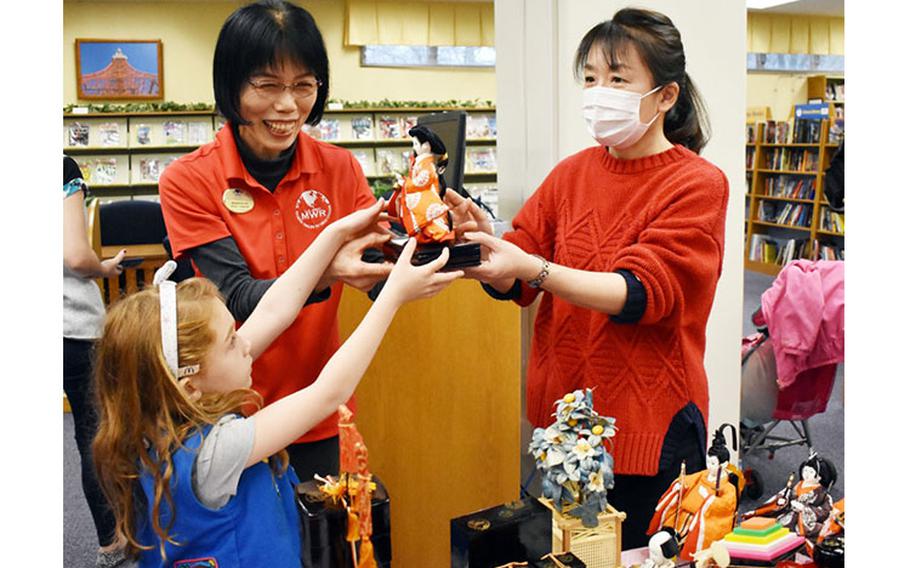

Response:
(338, 279), (522, 567)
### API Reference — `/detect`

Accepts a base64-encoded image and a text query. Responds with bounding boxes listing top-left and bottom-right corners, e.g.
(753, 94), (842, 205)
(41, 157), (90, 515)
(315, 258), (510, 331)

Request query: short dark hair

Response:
(573, 8), (710, 154)
(213, 0), (329, 126)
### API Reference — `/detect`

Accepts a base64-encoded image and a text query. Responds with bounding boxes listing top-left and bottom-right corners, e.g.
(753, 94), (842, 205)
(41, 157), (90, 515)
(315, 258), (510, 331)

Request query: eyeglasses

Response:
(246, 78), (323, 100)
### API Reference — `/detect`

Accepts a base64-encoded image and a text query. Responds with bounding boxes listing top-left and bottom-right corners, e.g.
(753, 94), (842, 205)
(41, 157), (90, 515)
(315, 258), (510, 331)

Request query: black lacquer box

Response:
(383, 234), (482, 270)
(297, 477), (392, 568)
(451, 497), (552, 568)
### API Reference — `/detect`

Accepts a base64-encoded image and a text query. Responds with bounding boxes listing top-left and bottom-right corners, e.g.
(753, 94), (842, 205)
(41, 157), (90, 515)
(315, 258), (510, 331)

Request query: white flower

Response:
(544, 426), (564, 445)
(572, 439), (596, 461)
(586, 470), (605, 493)
(546, 448), (566, 468)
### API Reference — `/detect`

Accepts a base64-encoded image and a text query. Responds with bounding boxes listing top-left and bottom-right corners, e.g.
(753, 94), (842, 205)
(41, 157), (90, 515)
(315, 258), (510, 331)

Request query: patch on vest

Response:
(295, 189), (332, 228)
(173, 558), (218, 568)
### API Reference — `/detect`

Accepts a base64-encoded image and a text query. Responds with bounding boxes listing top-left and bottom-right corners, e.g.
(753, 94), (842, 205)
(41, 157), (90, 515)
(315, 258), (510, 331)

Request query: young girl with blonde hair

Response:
(92, 199), (460, 566)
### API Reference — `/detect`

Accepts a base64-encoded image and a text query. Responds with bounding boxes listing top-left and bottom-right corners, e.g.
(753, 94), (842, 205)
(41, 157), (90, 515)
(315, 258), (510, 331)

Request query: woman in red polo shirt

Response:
(159, 0), (392, 481)
(447, 8), (729, 548)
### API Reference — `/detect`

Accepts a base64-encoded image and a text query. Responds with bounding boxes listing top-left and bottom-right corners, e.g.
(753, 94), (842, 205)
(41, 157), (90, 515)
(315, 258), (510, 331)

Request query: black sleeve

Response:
(481, 279), (522, 301)
(189, 236), (331, 322)
(609, 269), (647, 324)
(64, 156), (83, 185)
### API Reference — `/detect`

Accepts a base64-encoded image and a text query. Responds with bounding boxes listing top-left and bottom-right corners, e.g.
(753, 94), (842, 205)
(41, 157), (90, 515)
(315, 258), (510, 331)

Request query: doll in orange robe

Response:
(387, 125), (455, 244)
(648, 426), (739, 561)
(338, 404), (377, 568)
(742, 452), (836, 554)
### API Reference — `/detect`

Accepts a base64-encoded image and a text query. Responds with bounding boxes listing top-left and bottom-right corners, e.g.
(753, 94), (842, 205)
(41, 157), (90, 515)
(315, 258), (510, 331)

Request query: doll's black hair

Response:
(707, 423), (737, 464)
(800, 453), (838, 490)
(652, 528), (680, 559)
(408, 125), (447, 156)
(573, 7), (711, 154)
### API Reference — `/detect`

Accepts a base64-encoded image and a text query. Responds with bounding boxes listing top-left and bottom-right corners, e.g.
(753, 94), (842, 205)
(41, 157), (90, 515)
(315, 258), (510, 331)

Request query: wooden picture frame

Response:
(76, 39), (164, 100)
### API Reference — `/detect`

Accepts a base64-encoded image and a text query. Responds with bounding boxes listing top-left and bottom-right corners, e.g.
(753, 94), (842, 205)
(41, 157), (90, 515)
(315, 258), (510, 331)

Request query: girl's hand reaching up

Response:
(328, 198), (390, 240)
(380, 239), (463, 306)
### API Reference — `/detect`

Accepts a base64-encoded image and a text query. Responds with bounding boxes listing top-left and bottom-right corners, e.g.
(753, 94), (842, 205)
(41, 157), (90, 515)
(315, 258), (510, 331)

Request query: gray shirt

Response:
(63, 187), (106, 340)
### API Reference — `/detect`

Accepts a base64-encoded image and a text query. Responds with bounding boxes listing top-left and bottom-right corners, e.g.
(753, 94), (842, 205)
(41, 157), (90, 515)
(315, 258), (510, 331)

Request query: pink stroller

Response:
(739, 260), (844, 499)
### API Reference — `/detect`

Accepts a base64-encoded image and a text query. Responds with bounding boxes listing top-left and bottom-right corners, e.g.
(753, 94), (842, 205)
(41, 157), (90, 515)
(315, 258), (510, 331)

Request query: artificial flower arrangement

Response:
(529, 388), (618, 528)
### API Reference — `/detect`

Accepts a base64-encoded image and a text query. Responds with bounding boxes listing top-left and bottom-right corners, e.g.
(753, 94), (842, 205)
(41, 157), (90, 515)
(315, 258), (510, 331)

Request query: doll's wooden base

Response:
(383, 236), (481, 269)
(539, 498), (626, 568)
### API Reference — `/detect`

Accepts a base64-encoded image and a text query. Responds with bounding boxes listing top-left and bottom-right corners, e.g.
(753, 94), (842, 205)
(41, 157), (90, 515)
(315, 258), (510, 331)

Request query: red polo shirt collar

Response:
(216, 122), (324, 190)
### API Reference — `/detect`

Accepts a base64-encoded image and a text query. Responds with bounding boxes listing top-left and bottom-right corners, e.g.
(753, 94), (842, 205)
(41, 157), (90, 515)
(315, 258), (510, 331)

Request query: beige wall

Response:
(63, 0), (496, 105)
(748, 73), (810, 120)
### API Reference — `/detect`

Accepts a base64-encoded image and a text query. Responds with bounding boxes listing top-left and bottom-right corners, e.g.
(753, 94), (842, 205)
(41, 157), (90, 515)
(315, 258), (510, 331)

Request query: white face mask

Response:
(583, 85), (663, 149)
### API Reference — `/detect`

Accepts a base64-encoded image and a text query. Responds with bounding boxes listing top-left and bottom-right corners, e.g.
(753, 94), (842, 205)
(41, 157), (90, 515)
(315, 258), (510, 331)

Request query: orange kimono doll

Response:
(648, 426), (739, 562)
(388, 125), (455, 244)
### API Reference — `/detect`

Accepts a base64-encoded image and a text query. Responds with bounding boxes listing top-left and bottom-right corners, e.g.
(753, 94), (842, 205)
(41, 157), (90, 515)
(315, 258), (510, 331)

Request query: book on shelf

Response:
(746, 123), (757, 144)
(187, 121), (212, 145)
(75, 155), (129, 189)
(762, 119), (793, 144)
(819, 205), (845, 233)
(350, 115), (374, 140)
(746, 147), (755, 169)
(758, 200), (812, 228)
(375, 148), (409, 175)
(466, 146), (497, 173)
(98, 122), (122, 147)
(135, 156), (179, 183)
(764, 148), (818, 171)
(467, 113), (497, 139)
(765, 176), (815, 200)
(68, 122), (90, 147)
(303, 118), (341, 141)
(349, 148), (375, 176)
(135, 123), (153, 145)
(163, 121), (187, 144)
(378, 115), (404, 139)
(793, 117), (822, 144)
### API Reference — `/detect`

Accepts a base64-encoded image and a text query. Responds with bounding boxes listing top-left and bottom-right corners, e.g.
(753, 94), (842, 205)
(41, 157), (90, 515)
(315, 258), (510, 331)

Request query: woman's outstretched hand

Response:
(443, 189), (493, 238)
(461, 231), (539, 289)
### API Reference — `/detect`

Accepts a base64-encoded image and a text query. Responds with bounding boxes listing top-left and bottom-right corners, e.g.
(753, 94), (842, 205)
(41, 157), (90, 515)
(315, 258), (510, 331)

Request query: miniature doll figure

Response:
(648, 425), (739, 561)
(637, 529), (679, 568)
(742, 452), (836, 554)
(692, 540), (731, 568)
(387, 125), (455, 244)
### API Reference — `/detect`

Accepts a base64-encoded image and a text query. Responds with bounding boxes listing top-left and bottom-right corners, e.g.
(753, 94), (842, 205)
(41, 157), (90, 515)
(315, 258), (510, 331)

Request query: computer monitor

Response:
(416, 110), (468, 197)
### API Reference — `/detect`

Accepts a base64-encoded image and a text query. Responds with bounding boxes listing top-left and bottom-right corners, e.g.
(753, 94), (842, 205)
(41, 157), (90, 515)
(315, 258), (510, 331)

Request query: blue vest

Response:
(137, 426), (302, 567)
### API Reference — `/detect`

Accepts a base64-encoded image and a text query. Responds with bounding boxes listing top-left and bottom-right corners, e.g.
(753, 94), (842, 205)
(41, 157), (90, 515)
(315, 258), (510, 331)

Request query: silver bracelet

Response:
(527, 255), (550, 288)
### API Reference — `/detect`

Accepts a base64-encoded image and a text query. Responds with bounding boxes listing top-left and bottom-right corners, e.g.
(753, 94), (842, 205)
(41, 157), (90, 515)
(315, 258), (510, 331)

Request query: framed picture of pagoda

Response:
(76, 39), (164, 100)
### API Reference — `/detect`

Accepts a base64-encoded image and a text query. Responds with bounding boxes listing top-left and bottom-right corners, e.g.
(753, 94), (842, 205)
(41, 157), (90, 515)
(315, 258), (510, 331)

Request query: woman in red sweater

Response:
(449, 8), (729, 548)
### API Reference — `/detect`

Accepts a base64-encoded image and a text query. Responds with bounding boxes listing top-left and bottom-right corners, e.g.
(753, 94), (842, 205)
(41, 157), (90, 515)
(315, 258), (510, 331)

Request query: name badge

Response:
(222, 188), (254, 214)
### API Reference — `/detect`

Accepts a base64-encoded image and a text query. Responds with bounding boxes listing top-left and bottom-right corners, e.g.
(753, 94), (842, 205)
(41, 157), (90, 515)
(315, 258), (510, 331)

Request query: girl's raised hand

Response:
(381, 239), (463, 306)
(329, 198), (390, 240)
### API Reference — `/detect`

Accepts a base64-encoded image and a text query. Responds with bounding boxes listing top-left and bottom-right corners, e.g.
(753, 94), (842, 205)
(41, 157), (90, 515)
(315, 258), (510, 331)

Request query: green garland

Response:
(64, 99), (494, 114)
(326, 98), (494, 109)
(63, 101), (215, 114)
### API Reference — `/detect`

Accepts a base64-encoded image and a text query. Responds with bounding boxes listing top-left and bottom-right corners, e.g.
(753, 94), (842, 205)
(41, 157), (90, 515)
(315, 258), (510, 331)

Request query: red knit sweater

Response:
(506, 144), (729, 476)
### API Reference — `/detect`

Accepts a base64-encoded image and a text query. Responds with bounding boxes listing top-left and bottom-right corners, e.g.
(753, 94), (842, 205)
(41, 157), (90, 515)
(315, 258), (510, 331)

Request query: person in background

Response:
(63, 155), (128, 567)
(446, 7), (729, 548)
(158, 0), (392, 482)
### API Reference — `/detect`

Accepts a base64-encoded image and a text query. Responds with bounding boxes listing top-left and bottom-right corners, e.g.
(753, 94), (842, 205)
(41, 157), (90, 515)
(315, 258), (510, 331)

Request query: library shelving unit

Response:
(743, 119), (844, 276)
(63, 106), (498, 200)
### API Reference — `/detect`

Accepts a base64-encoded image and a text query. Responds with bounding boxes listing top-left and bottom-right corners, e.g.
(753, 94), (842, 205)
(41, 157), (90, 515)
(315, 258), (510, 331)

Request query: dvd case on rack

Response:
(350, 115), (374, 140)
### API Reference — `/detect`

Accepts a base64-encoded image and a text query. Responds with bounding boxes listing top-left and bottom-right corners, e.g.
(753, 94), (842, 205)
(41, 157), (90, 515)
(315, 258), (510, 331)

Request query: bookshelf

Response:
(63, 106), (499, 209)
(744, 117), (844, 276)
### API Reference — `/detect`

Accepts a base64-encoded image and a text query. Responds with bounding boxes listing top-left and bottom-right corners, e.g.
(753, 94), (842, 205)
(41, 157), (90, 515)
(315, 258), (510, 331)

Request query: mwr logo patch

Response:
(174, 558), (218, 568)
(295, 189), (332, 228)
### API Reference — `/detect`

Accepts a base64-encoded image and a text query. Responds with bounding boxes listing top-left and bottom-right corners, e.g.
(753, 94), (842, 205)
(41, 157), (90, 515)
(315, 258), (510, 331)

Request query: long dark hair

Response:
(574, 8), (710, 154)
